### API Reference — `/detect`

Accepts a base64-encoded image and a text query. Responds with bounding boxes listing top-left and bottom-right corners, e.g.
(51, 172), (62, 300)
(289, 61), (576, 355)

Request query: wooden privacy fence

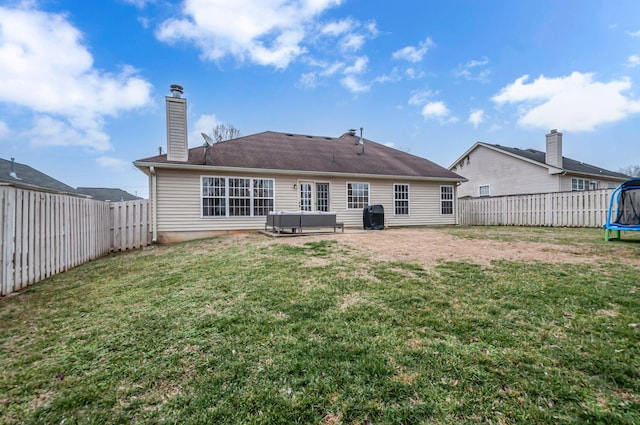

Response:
(1, 185), (150, 296)
(457, 189), (614, 227)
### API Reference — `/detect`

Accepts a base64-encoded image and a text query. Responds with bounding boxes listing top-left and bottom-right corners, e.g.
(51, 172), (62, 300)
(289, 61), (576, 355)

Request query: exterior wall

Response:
(452, 146), (561, 198)
(152, 168), (457, 242)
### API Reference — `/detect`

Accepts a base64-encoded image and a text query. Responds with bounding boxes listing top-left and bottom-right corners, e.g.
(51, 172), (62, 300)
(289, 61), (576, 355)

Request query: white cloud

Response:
(191, 114), (221, 146)
(156, 0), (342, 69)
(492, 72), (640, 131)
(298, 72), (318, 89)
(341, 33), (365, 51)
(627, 29), (640, 38)
(408, 89), (436, 106)
(96, 156), (130, 171)
(344, 56), (368, 74)
(341, 75), (369, 93)
(321, 19), (353, 36)
(456, 56), (490, 82)
(0, 5), (152, 151)
(627, 55), (640, 67)
(468, 109), (485, 128)
(421, 101), (458, 123)
(392, 37), (433, 63)
(122, 0), (156, 8)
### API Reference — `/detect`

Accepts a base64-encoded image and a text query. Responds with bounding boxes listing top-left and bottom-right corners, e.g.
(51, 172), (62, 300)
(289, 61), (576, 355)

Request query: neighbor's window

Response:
(394, 184), (409, 215)
(479, 185), (490, 197)
(571, 178), (591, 191)
(347, 182), (369, 209)
(202, 176), (274, 217)
(440, 185), (454, 215)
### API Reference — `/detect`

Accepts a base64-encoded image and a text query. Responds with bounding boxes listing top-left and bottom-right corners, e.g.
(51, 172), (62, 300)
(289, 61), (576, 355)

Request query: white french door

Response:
(298, 181), (329, 211)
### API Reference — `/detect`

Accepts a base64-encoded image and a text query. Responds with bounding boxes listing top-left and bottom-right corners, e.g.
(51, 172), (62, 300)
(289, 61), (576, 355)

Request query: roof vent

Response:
(9, 157), (20, 180)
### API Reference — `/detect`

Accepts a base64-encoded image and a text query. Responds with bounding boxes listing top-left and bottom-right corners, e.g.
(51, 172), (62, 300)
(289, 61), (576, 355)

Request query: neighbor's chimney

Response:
(545, 129), (563, 169)
(166, 84), (188, 162)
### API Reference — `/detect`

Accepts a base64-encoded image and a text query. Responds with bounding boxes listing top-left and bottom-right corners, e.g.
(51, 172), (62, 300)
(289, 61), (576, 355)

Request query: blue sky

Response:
(1, 0), (639, 198)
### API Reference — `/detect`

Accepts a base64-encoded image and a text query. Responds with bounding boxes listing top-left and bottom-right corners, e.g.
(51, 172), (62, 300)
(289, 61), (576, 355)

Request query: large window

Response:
(347, 182), (369, 209)
(202, 176), (274, 217)
(440, 185), (454, 215)
(253, 179), (274, 216)
(394, 184), (409, 215)
(202, 177), (226, 216)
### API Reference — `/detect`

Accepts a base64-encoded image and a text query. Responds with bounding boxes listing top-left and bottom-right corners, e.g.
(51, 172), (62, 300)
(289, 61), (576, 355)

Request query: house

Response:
(0, 157), (80, 195)
(449, 130), (629, 198)
(76, 187), (141, 201)
(133, 85), (465, 243)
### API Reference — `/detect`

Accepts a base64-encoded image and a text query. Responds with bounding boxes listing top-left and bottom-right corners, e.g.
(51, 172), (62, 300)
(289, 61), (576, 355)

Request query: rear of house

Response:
(134, 86), (465, 242)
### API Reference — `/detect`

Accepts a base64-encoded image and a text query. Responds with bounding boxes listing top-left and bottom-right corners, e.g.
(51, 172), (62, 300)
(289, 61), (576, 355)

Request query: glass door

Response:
(299, 182), (313, 211)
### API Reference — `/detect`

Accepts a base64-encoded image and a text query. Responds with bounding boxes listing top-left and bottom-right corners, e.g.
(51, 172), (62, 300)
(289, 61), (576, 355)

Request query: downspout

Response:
(150, 166), (158, 243)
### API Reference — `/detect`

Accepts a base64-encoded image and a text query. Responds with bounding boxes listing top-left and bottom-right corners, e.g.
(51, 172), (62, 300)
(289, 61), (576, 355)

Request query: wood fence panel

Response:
(458, 188), (614, 228)
(0, 186), (150, 296)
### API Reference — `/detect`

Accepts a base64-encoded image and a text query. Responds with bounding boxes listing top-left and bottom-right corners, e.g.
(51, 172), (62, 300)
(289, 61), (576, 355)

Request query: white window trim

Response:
(571, 177), (591, 191)
(201, 176), (275, 218)
(440, 185), (454, 216)
(346, 181), (370, 210)
(393, 183), (410, 216)
(479, 184), (490, 197)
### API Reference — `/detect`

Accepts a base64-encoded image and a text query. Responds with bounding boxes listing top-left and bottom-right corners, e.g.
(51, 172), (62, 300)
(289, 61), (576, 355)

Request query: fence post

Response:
(1, 186), (16, 296)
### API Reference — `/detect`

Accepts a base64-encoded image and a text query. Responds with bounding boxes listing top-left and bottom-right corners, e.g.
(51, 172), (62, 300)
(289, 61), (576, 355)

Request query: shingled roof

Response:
(76, 187), (141, 201)
(136, 131), (464, 181)
(0, 157), (80, 194)
(485, 143), (629, 179)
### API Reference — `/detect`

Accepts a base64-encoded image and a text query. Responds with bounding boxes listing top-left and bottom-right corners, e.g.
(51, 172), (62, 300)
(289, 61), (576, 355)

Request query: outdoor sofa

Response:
(265, 210), (344, 234)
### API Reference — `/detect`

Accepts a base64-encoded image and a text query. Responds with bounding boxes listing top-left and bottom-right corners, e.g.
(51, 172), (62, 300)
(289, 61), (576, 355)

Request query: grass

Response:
(0, 227), (639, 424)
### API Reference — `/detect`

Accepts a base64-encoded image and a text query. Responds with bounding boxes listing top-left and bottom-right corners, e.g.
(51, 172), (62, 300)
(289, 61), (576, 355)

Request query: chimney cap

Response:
(170, 84), (184, 97)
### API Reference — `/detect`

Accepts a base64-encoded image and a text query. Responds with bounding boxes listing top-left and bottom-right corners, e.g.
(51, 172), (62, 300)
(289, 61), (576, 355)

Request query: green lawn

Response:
(1, 227), (638, 424)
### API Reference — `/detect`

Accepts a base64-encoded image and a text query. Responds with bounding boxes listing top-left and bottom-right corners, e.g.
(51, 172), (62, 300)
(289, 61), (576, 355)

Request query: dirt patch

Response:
(220, 228), (635, 269)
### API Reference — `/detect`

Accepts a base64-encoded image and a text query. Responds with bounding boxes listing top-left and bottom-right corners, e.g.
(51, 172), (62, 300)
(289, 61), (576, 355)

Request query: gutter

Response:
(150, 166), (158, 243)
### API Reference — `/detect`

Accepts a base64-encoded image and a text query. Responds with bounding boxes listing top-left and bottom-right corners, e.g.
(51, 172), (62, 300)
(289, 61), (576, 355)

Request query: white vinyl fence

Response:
(1, 185), (150, 296)
(457, 189), (613, 227)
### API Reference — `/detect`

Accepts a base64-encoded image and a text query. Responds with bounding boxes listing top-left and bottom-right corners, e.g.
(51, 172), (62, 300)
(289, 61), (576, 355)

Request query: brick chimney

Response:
(545, 129), (563, 168)
(166, 84), (188, 162)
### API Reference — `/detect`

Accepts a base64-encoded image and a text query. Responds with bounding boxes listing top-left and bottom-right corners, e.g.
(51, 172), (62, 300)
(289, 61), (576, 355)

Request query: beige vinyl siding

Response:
(455, 146), (561, 197)
(165, 97), (188, 162)
(153, 169), (457, 240)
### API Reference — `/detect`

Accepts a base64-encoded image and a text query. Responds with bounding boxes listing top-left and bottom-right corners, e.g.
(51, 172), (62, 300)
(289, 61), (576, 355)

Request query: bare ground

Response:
(203, 227), (639, 269)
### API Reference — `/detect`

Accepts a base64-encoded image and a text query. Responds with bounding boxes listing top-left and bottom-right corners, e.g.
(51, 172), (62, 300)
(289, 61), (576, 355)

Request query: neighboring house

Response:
(76, 187), (141, 201)
(0, 157), (80, 195)
(134, 85), (465, 243)
(449, 130), (629, 198)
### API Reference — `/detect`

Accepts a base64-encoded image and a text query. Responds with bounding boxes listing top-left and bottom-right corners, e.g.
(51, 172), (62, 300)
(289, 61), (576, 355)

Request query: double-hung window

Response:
(440, 185), (454, 215)
(347, 182), (369, 209)
(202, 177), (274, 217)
(394, 184), (409, 215)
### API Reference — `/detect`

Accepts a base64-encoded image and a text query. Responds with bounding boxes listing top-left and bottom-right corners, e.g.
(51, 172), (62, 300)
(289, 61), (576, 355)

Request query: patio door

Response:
(298, 181), (330, 211)
(299, 181), (313, 211)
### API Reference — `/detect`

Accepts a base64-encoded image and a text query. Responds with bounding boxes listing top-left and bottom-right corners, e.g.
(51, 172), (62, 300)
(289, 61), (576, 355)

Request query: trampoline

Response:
(603, 178), (640, 241)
